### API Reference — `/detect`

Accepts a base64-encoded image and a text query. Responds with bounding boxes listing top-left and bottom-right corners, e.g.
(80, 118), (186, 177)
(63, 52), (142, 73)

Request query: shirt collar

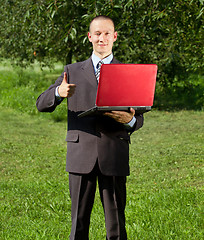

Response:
(91, 52), (113, 72)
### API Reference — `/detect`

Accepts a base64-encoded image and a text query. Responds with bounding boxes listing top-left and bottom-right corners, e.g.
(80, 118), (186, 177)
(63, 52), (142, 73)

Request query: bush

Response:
(0, 62), (67, 121)
(154, 74), (204, 111)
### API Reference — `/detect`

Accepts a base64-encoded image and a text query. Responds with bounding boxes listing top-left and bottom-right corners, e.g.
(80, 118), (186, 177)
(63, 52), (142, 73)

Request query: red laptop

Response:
(78, 64), (157, 117)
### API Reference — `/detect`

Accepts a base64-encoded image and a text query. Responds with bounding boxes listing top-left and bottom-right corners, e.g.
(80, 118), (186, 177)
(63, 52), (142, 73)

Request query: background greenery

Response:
(0, 62), (203, 239)
(0, 0), (203, 94)
(0, 59), (203, 118)
(0, 0), (203, 239)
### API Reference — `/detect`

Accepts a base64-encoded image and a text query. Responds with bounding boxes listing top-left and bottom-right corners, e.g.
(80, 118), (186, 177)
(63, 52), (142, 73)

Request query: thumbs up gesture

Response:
(58, 72), (76, 98)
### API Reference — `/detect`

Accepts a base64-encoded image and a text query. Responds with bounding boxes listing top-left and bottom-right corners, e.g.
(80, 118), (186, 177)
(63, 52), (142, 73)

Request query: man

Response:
(36, 15), (144, 240)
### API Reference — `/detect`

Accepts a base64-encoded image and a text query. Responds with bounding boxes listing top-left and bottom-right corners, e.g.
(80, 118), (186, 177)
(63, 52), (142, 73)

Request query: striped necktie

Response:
(95, 60), (103, 82)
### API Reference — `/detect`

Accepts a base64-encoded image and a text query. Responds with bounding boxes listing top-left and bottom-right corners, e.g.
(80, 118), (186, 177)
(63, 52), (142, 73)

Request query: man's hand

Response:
(103, 107), (135, 124)
(58, 72), (76, 98)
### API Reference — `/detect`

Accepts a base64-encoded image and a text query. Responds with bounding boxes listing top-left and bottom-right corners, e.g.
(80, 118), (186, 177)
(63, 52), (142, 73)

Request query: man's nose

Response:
(99, 34), (105, 41)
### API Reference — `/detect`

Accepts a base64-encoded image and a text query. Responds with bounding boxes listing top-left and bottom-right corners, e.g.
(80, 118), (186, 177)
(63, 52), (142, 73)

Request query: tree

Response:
(0, 0), (203, 86)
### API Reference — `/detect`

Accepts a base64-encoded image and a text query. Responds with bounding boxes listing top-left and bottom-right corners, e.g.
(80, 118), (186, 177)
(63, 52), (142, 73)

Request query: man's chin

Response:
(94, 49), (112, 58)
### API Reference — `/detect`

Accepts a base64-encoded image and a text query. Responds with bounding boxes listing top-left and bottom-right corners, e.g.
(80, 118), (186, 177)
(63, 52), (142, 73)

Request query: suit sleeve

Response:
(36, 66), (68, 112)
(128, 114), (144, 135)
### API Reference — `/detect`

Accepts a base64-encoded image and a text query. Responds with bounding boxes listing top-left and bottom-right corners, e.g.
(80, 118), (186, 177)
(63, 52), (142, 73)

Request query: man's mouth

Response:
(98, 44), (107, 47)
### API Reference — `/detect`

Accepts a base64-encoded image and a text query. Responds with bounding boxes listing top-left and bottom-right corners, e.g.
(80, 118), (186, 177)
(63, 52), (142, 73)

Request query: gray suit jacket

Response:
(36, 57), (144, 176)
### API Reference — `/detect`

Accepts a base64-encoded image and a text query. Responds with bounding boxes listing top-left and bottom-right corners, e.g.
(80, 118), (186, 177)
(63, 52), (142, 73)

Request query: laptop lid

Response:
(77, 64), (157, 118)
(96, 64), (157, 107)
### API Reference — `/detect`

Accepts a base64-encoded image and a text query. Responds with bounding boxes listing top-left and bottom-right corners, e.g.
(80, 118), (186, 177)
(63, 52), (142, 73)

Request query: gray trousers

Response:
(69, 162), (127, 240)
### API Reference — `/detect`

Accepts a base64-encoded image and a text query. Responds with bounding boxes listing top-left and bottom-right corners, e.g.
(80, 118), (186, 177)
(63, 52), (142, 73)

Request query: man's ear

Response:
(88, 32), (92, 42)
(113, 31), (118, 42)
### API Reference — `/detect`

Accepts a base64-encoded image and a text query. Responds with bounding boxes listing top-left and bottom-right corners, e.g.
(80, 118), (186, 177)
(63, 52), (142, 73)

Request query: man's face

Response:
(88, 19), (117, 59)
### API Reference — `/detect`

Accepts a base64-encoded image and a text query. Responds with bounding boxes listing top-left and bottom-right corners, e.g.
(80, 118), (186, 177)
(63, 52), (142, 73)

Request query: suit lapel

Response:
(81, 57), (98, 88)
(80, 56), (120, 88)
(111, 57), (121, 64)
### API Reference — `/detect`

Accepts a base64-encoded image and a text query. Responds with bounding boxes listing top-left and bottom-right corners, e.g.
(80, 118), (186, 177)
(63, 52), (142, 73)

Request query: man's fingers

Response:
(103, 109), (135, 124)
(67, 84), (76, 97)
(68, 84), (76, 92)
(129, 107), (135, 114)
(68, 84), (76, 88)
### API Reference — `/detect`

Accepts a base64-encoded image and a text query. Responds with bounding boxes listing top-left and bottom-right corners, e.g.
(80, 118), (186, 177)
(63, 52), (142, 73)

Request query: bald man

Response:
(36, 15), (144, 240)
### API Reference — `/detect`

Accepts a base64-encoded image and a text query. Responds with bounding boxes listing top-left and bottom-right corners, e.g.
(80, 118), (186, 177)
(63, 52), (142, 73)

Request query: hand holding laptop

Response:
(103, 107), (135, 124)
(58, 72), (76, 98)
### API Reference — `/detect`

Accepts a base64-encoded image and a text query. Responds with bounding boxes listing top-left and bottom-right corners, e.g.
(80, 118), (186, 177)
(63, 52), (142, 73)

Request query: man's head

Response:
(88, 15), (117, 59)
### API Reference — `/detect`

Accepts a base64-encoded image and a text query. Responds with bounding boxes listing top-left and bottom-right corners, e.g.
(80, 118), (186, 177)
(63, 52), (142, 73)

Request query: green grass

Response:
(0, 108), (203, 239)
(0, 61), (203, 239)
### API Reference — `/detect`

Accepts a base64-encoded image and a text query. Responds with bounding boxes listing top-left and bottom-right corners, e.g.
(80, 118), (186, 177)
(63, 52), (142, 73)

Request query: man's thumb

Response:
(63, 72), (67, 83)
(130, 107), (135, 114)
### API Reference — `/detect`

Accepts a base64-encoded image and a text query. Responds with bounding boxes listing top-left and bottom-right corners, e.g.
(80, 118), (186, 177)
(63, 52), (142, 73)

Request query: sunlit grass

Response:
(0, 108), (203, 239)
(0, 61), (203, 239)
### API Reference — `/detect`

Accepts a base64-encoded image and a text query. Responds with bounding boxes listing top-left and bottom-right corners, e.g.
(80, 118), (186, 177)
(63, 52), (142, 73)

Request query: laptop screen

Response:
(96, 64), (157, 107)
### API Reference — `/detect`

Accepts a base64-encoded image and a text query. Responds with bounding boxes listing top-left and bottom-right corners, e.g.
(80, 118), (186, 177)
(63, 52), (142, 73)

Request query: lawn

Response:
(0, 107), (203, 240)
(0, 62), (203, 239)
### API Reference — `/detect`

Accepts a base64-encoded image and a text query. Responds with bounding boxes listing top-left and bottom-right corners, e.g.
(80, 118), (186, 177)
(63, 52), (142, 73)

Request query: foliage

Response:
(0, 0), (203, 86)
(154, 74), (204, 110)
